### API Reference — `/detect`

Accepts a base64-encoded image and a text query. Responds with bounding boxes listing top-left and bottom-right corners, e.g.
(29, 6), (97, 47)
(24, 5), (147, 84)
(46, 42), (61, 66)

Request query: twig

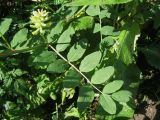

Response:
(48, 45), (102, 94)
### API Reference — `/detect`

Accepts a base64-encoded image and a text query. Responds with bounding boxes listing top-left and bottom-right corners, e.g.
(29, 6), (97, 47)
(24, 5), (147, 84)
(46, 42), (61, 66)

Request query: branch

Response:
(48, 45), (102, 94)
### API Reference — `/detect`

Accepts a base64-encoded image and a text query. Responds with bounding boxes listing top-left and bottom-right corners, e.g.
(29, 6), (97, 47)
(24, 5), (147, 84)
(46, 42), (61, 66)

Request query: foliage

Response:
(0, 0), (160, 119)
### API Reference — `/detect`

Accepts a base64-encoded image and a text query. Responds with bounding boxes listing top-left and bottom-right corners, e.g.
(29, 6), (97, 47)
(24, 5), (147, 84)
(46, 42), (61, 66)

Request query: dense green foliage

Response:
(0, 0), (160, 119)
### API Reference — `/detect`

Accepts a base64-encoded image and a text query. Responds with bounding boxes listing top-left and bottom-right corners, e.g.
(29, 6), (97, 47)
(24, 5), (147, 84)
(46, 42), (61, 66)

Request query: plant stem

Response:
(0, 43), (47, 57)
(74, 5), (87, 17)
(0, 42), (10, 49)
(0, 32), (11, 49)
(49, 45), (102, 94)
(99, 17), (103, 42)
(56, 103), (58, 119)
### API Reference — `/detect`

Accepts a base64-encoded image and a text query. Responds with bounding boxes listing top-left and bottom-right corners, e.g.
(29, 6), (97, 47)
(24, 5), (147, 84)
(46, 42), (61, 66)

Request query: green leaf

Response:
(99, 10), (111, 19)
(11, 28), (28, 48)
(52, 115), (58, 120)
(91, 66), (114, 84)
(13, 69), (24, 77)
(79, 51), (102, 72)
(77, 85), (95, 112)
(140, 45), (160, 70)
(101, 36), (115, 46)
(4, 101), (17, 110)
(116, 103), (134, 118)
(63, 69), (81, 88)
(47, 21), (64, 43)
(67, 0), (133, 6)
(3, 76), (13, 88)
(86, 5), (100, 16)
(96, 102), (134, 119)
(0, 18), (12, 37)
(121, 64), (140, 89)
(56, 26), (75, 52)
(65, 107), (80, 119)
(93, 23), (101, 33)
(65, 7), (78, 20)
(67, 38), (88, 62)
(47, 59), (69, 73)
(112, 90), (132, 102)
(14, 79), (28, 95)
(99, 94), (116, 114)
(117, 22), (140, 65)
(103, 80), (124, 94)
(71, 16), (94, 31)
(101, 26), (114, 36)
(33, 51), (56, 64)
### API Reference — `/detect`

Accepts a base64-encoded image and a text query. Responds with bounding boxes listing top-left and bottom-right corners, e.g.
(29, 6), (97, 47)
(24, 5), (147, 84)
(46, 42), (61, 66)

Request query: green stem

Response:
(99, 17), (103, 42)
(56, 103), (59, 119)
(0, 43), (47, 57)
(0, 32), (11, 49)
(0, 42), (10, 49)
(74, 5), (87, 17)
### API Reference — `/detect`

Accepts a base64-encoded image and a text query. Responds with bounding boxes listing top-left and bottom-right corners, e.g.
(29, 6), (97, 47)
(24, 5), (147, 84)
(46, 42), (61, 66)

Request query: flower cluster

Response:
(30, 9), (51, 35)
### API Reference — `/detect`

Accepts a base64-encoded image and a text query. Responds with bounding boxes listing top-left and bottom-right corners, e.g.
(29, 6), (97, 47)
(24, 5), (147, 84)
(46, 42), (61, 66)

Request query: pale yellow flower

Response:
(30, 9), (51, 35)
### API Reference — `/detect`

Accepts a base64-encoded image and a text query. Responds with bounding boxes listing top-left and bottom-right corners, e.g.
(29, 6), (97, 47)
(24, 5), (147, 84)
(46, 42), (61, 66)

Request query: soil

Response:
(133, 78), (160, 120)
(133, 50), (160, 120)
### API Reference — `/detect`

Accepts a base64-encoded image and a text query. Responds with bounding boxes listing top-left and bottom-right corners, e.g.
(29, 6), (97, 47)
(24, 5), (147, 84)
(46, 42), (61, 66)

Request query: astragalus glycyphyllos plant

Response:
(0, 0), (160, 119)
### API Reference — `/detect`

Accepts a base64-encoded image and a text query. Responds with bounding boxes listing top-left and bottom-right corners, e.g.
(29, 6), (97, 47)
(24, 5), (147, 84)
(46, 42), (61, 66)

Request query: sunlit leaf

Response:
(11, 28), (28, 48)
(67, 0), (133, 6)
(0, 18), (12, 37)
(103, 80), (124, 94)
(71, 16), (94, 31)
(112, 90), (132, 102)
(117, 22), (140, 65)
(79, 51), (102, 72)
(99, 94), (116, 114)
(56, 26), (75, 52)
(67, 38), (88, 62)
(91, 66), (114, 84)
